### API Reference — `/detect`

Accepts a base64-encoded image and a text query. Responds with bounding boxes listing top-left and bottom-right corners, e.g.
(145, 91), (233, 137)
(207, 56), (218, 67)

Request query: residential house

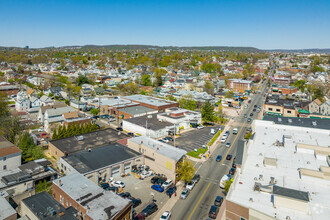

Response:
(40, 95), (54, 106)
(15, 91), (30, 112)
(0, 136), (21, 171)
(29, 96), (41, 108)
(70, 99), (87, 110)
(320, 100), (330, 116)
(52, 173), (132, 220)
(45, 87), (62, 97)
(38, 103), (67, 123)
(44, 106), (77, 133)
(308, 99), (322, 114)
(0, 84), (19, 96)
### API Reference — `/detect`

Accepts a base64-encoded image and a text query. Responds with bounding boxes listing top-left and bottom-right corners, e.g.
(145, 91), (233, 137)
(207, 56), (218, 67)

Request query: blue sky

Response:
(0, 0), (329, 49)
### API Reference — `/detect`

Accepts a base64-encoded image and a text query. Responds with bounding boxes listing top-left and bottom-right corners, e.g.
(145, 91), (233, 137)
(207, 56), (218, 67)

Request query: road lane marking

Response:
(187, 182), (211, 220)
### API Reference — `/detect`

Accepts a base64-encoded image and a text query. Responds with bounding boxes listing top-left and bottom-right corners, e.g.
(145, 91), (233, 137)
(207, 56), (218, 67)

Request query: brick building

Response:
(52, 173), (131, 220)
(0, 85), (19, 96)
(227, 79), (252, 93)
(270, 85), (297, 95)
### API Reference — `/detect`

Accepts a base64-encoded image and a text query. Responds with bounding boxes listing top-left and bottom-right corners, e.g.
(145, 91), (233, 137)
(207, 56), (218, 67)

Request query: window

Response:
(66, 201), (68, 207)
(268, 108), (273, 111)
(3, 165), (6, 170)
(287, 110), (291, 113)
(276, 109), (281, 112)
(3, 157), (6, 161)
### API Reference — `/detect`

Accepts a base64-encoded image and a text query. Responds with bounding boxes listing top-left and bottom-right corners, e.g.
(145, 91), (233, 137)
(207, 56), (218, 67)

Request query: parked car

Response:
(216, 155), (222, 162)
(180, 189), (189, 199)
(208, 205), (219, 219)
(127, 132), (134, 136)
(106, 186), (119, 193)
(151, 176), (159, 184)
(247, 118), (251, 122)
(214, 196), (224, 207)
(225, 130), (230, 135)
(254, 104), (257, 107)
(157, 177), (167, 185)
(192, 174), (200, 183)
(232, 162), (236, 168)
(119, 192), (131, 198)
(159, 139), (166, 143)
(142, 203), (158, 217)
(140, 170), (153, 179)
(166, 186), (177, 196)
(244, 114), (247, 118)
(162, 179), (173, 190)
(100, 183), (109, 189)
(226, 154), (232, 160)
(253, 108), (256, 112)
(131, 198), (142, 208)
(151, 184), (164, 192)
(220, 137), (226, 143)
(248, 100), (251, 103)
(186, 181), (195, 190)
(225, 142), (231, 148)
(250, 112), (253, 116)
(229, 167), (236, 175)
(197, 125), (204, 129)
(161, 137), (169, 143)
(133, 213), (145, 220)
(159, 211), (171, 220)
(111, 181), (125, 188)
(116, 127), (123, 131)
(165, 136), (174, 141)
(233, 128), (238, 134)
(109, 118), (116, 122)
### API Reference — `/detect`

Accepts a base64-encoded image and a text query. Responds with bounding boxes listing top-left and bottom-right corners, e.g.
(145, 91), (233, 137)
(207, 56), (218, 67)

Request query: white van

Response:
(233, 128), (238, 134)
(211, 129), (215, 135)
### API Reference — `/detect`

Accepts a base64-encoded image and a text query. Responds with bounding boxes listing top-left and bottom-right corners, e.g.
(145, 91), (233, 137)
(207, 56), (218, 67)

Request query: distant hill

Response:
(267, 48), (330, 54)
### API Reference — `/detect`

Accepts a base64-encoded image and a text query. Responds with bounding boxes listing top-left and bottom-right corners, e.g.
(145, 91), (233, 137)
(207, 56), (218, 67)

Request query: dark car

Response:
(133, 213), (145, 220)
(250, 112), (253, 116)
(116, 127), (123, 131)
(100, 183), (109, 189)
(248, 100), (252, 103)
(214, 196), (224, 206)
(165, 136), (174, 141)
(244, 114), (247, 118)
(192, 174), (200, 183)
(151, 184), (164, 192)
(254, 104), (257, 107)
(208, 205), (219, 219)
(106, 186), (118, 192)
(150, 176), (159, 184)
(119, 192), (131, 198)
(247, 118), (251, 122)
(166, 186), (177, 196)
(253, 108), (256, 112)
(225, 130), (230, 135)
(229, 167), (236, 175)
(127, 132), (134, 136)
(232, 162), (236, 168)
(159, 139), (166, 143)
(216, 155), (222, 162)
(131, 198), (142, 208)
(226, 154), (232, 160)
(142, 203), (158, 217)
(157, 177), (167, 185)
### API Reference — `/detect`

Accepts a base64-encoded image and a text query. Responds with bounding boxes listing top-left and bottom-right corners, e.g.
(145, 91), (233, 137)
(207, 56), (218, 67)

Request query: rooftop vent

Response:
(249, 197), (254, 202)
(269, 177), (276, 185)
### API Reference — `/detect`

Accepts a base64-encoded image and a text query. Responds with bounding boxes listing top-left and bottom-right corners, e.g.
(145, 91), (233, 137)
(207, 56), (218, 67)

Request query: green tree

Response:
(90, 108), (99, 116)
(52, 127), (58, 140)
(18, 132), (44, 162)
(176, 160), (196, 183)
(201, 63), (222, 73)
(76, 75), (90, 86)
(201, 101), (216, 122)
(124, 82), (139, 95)
(35, 180), (52, 194)
(203, 80), (214, 95)
(153, 68), (166, 86)
(224, 180), (232, 192)
(141, 75), (152, 86)
(179, 96), (197, 111)
(225, 91), (235, 98)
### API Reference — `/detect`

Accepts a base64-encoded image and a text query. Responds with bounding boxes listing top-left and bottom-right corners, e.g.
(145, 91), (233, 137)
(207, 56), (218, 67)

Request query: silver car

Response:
(180, 189), (189, 199)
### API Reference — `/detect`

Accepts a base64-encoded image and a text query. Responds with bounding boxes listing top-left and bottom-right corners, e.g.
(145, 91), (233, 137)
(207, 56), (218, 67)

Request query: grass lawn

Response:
(187, 146), (208, 159)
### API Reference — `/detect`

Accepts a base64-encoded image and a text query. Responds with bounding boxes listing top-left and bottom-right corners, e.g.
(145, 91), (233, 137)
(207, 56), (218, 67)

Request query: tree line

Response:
(52, 121), (98, 140)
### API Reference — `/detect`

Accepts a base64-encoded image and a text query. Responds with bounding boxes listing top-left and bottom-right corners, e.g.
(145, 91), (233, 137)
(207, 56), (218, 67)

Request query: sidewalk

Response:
(153, 182), (184, 219)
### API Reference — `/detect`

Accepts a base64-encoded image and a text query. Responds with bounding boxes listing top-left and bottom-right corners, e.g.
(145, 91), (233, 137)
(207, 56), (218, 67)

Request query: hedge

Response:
(207, 130), (222, 146)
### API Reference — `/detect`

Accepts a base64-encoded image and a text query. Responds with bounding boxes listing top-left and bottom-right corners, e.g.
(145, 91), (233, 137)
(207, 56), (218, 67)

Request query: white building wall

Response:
(0, 153), (21, 171)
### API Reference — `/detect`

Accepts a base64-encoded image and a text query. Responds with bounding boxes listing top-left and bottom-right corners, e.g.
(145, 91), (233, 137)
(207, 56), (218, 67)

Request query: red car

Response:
(133, 213), (145, 220)
(41, 133), (47, 136)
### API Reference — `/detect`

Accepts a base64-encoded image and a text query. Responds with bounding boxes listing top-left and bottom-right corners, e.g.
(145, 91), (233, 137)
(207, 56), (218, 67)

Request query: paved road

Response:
(170, 81), (268, 220)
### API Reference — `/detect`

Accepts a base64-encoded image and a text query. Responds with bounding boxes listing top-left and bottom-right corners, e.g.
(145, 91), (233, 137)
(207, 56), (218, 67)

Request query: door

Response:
(124, 163), (131, 174)
(111, 166), (120, 178)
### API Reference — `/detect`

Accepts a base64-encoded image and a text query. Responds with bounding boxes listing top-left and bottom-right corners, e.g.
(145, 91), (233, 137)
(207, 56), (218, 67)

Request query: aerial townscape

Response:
(0, 1), (329, 220)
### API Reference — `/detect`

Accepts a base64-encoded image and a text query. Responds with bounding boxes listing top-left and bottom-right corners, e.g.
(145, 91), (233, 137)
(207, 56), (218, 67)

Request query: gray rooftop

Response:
(45, 106), (76, 117)
(119, 105), (157, 116)
(21, 191), (78, 220)
(49, 128), (129, 154)
(123, 94), (177, 107)
(273, 185), (310, 202)
(129, 136), (187, 161)
(63, 143), (141, 173)
(0, 195), (16, 219)
(53, 173), (131, 220)
(124, 113), (174, 130)
(263, 115), (330, 130)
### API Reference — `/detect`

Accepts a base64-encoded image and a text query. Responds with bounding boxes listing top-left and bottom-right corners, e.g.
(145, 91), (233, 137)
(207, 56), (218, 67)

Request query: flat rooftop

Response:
(124, 113), (174, 131)
(63, 143), (141, 174)
(119, 105), (157, 116)
(129, 136), (187, 161)
(0, 193), (16, 219)
(227, 120), (330, 220)
(49, 128), (129, 154)
(123, 94), (177, 107)
(100, 97), (138, 108)
(53, 173), (130, 220)
(21, 191), (78, 220)
(263, 115), (330, 130)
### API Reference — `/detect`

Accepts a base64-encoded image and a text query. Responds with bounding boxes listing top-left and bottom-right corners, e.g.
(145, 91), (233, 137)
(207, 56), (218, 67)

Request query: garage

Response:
(124, 163), (131, 174)
(111, 166), (120, 178)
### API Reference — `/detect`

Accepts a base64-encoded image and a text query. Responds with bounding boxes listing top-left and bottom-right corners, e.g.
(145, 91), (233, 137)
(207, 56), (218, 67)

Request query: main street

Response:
(170, 81), (269, 220)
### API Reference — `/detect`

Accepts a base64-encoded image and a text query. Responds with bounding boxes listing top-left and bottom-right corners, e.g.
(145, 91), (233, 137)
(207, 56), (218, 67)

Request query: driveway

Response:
(169, 126), (222, 152)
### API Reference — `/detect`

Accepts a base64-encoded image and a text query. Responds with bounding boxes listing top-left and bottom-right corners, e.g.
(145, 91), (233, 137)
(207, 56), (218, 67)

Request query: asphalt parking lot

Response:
(169, 126), (222, 152)
(113, 175), (170, 219)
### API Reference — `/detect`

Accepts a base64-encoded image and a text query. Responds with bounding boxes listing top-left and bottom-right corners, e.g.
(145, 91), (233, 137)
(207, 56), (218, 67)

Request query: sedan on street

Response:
(180, 189), (190, 199)
(160, 211), (171, 220)
(216, 155), (222, 162)
(226, 154), (232, 160)
(225, 142), (231, 148)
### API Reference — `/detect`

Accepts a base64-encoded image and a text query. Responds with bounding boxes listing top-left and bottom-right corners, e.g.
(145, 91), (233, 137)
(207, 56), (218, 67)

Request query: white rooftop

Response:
(227, 120), (330, 220)
(53, 173), (130, 220)
(129, 136), (187, 161)
(0, 191), (16, 219)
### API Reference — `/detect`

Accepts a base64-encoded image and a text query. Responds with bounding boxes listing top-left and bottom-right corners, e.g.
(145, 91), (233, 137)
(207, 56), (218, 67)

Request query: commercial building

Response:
(52, 173), (132, 220)
(21, 191), (79, 220)
(48, 128), (129, 161)
(116, 105), (158, 119)
(227, 79), (252, 93)
(127, 136), (187, 181)
(59, 143), (142, 183)
(221, 119), (330, 220)
(270, 85), (297, 95)
(0, 136), (21, 171)
(123, 94), (179, 112)
(263, 96), (297, 117)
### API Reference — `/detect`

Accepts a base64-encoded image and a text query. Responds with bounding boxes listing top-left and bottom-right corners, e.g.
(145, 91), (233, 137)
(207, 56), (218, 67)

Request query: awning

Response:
(266, 112), (283, 116)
